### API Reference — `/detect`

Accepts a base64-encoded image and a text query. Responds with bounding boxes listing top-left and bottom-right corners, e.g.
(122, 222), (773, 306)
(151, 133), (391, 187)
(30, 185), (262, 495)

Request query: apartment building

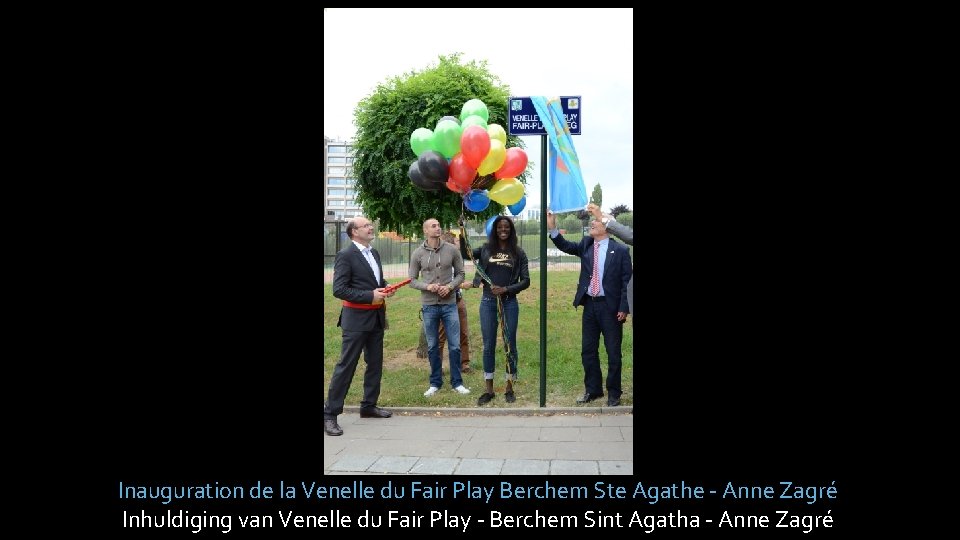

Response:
(323, 137), (361, 220)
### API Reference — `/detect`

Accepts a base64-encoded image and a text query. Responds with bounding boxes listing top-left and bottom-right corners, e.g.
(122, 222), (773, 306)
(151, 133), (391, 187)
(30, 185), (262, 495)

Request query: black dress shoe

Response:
(359, 407), (392, 418)
(607, 398), (620, 407)
(324, 419), (343, 436)
(576, 392), (604, 404)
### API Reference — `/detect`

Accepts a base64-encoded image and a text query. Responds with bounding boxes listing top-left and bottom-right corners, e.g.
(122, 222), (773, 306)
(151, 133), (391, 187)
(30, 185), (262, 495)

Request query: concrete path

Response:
(324, 406), (633, 475)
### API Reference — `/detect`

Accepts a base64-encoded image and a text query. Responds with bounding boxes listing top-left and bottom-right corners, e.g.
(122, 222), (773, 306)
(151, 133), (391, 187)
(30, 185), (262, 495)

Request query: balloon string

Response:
(497, 294), (513, 377)
(459, 207), (493, 287)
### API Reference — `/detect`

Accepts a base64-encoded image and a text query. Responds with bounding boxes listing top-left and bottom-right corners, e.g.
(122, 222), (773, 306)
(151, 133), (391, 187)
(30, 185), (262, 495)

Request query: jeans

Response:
(479, 295), (519, 379)
(438, 294), (470, 368)
(422, 303), (463, 388)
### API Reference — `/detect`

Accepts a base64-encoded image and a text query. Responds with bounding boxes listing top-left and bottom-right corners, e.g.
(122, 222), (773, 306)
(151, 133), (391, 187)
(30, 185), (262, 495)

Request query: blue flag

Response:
(530, 96), (588, 213)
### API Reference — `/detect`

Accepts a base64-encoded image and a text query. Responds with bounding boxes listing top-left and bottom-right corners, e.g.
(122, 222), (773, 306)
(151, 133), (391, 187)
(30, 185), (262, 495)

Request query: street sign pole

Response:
(539, 134), (547, 407)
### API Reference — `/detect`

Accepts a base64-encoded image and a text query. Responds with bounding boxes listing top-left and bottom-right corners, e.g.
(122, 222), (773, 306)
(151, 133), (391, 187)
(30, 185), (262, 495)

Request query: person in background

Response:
(546, 209), (631, 407)
(461, 216), (530, 405)
(437, 231), (472, 374)
(587, 203), (633, 316)
(324, 216), (395, 436)
(409, 218), (470, 397)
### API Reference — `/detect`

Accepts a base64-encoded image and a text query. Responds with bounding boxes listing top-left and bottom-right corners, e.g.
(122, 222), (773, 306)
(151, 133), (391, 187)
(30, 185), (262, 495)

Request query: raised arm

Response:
(546, 210), (581, 256)
(605, 221), (633, 246)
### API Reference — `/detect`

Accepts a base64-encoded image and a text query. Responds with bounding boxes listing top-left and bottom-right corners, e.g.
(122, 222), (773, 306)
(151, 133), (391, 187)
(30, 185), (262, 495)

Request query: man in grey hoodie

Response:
(409, 218), (471, 397)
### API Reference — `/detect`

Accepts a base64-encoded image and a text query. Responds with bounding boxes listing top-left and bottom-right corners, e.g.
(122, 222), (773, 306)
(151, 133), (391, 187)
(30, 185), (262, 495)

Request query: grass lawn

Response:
(324, 270), (633, 408)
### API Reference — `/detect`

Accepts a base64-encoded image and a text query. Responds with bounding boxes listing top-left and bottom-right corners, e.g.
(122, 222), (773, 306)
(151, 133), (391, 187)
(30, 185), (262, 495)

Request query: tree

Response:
(516, 218), (539, 236)
(351, 54), (526, 237)
(610, 204), (630, 218)
(590, 183), (603, 208)
(560, 214), (582, 234)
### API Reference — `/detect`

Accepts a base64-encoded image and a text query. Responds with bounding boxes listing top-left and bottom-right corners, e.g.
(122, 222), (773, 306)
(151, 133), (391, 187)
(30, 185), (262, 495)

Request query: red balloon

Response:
(495, 147), (528, 179)
(449, 153), (477, 188)
(446, 178), (468, 194)
(460, 125), (491, 170)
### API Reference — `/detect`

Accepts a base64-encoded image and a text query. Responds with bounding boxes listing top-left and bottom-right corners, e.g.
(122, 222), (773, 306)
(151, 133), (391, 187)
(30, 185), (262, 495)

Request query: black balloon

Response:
(408, 160), (438, 191)
(417, 150), (449, 187)
(475, 173), (497, 190)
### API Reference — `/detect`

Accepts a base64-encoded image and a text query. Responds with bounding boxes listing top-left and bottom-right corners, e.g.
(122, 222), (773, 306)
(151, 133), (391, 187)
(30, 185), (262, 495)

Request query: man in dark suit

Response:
(546, 210), (632, 407)
(324, 216), (396, 436)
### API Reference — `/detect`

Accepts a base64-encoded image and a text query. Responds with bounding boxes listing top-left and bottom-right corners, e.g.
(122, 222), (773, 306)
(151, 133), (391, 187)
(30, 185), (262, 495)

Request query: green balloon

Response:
(410, 128), (435, 157)
(460, 99), (489, 124)
(433, 119), (463, 159)
(461, 114), (488, 132)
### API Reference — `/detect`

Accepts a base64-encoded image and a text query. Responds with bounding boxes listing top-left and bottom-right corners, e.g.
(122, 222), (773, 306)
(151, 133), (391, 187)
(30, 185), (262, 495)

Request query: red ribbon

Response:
(342, 279), (412, 310)
(342, 300), (384, 310)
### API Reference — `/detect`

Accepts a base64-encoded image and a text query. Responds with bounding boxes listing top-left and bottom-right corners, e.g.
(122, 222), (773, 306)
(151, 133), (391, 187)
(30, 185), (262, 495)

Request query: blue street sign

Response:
(507, 96), (582, 136)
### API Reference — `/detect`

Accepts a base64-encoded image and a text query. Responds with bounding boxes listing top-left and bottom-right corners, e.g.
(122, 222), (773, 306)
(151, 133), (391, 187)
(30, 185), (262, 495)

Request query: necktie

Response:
(363, 248), (380, 283)
(590, 241), (600, 296)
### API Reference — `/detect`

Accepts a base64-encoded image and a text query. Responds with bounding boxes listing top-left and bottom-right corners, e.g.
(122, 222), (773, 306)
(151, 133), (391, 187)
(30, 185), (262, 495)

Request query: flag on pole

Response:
(530, 96), (588, 213)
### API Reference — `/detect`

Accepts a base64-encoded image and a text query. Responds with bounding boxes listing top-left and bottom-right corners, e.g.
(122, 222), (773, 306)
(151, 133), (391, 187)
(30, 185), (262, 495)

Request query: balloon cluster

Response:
(408, 99), (528, 216)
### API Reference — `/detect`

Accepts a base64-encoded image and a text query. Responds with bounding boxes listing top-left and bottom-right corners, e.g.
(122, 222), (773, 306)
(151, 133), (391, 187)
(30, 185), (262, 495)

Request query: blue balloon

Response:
(463, 189), (490, 212)
(507, 195), (527, 216)
(485, 215), (499, 236)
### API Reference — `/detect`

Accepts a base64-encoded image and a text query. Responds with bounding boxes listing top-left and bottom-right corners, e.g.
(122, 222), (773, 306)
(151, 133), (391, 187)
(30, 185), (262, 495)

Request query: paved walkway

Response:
(324, 406), (633, 475)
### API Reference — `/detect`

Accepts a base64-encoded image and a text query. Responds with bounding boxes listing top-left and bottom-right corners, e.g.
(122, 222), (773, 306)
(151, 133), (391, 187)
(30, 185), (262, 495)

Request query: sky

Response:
(324, 8), (633, 213)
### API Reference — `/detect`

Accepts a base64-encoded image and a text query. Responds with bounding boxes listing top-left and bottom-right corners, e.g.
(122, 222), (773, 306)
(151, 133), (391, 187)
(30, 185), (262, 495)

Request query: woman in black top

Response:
(462, 216), (530, 405)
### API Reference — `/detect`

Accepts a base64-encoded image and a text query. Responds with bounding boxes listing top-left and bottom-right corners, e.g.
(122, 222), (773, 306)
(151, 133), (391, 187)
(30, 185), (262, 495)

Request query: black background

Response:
(89, 10), (865, 537)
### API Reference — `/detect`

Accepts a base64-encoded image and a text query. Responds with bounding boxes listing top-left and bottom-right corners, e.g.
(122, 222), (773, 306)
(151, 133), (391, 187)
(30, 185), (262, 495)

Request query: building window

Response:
(330, 200), (345, 206)
(346, 157), (354, 164)
(344, 177), (356, 184)
(328, 166), (345, 175)
(328, 188), (345, 196)
(328, 146), (346, 153)
(328, 178), (346, 185)
(345, 188), (355, 196)
(328, 156), (346, 164)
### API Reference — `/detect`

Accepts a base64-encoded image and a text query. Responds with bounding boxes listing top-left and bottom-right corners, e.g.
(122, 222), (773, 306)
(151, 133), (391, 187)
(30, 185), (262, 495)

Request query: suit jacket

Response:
(332, 242), (388, 331)
(550, 233), (632, 313)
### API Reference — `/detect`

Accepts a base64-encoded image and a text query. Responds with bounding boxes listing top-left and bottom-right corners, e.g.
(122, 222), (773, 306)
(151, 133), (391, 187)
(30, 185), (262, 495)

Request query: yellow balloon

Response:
(477, 139), (506, 176)
(488, 178), (524, 205)
(487, 124), (507, 146)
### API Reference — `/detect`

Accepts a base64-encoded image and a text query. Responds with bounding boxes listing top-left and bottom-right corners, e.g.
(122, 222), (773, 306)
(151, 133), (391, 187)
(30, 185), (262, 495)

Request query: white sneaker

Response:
(423, 386), (439, 397)
(453, 385), (471, 394)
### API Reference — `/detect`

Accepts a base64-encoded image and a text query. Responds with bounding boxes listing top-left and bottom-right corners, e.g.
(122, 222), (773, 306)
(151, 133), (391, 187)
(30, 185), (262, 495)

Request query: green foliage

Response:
(610, 204), (630, 217)
(515, 218), (541, 236)
(559, 213), (582, 233)
(352, 54), (525, 237)
(615, 212), (633, 229)
(590, 183), (603, 208)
